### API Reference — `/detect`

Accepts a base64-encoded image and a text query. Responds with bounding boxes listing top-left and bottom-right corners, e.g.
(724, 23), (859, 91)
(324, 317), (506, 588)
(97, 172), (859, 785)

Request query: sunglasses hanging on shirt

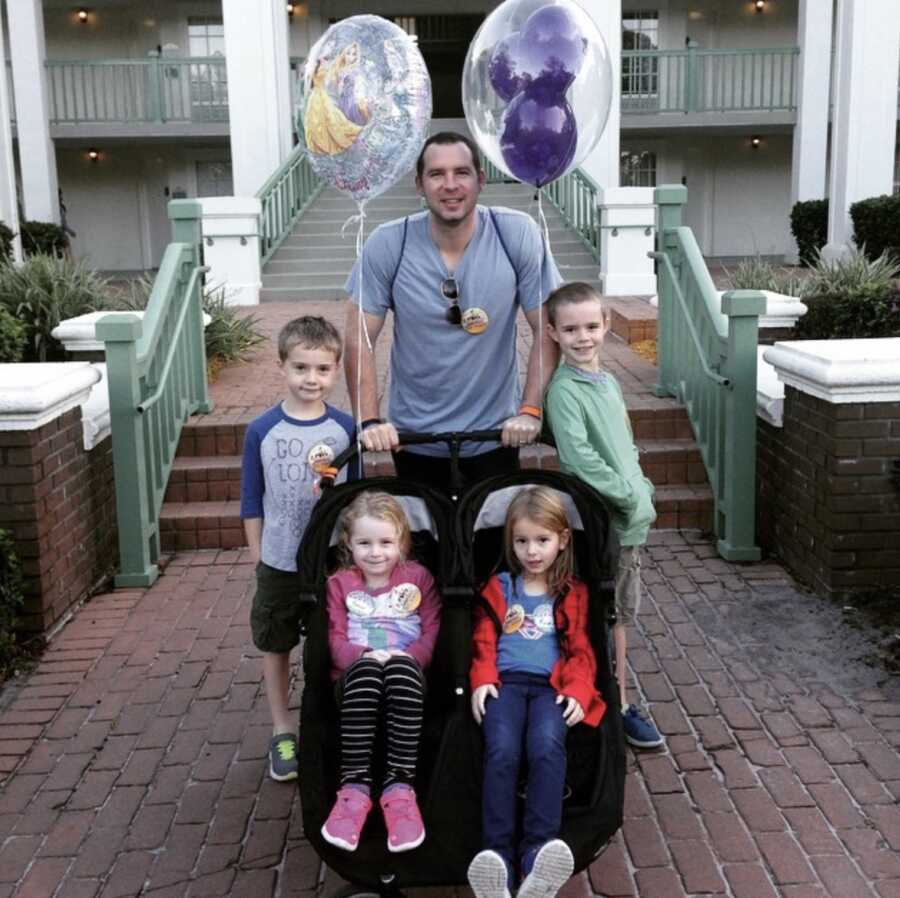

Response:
(440, 276), (490, 335)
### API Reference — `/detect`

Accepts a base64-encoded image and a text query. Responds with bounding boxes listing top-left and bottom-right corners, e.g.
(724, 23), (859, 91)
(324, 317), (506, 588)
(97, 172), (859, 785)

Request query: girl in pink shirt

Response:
(321, 491), (441, 855)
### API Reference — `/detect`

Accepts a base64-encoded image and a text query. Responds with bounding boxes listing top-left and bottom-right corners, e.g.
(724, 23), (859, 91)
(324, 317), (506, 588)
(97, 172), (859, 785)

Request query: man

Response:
(344, 131), (561, 494)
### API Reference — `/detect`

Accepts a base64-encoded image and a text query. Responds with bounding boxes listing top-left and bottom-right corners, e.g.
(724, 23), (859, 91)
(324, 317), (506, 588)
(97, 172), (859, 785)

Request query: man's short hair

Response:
(277, 315), (342, 362)
(545, 281), (605, 326)
(416, 131), (483, 180)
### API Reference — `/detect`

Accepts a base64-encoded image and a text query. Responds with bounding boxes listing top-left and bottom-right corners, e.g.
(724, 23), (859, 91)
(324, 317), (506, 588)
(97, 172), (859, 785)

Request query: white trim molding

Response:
(52, 311), (212, 354)
(0, 363), (101, 431)
(763, 338), (900, 404)
(756, 346), (785, 427)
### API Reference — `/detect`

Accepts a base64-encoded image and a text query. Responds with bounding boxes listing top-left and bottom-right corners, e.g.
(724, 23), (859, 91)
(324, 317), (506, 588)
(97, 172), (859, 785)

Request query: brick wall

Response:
(0, 408), (118, 634)
(757, 386), (900, 597)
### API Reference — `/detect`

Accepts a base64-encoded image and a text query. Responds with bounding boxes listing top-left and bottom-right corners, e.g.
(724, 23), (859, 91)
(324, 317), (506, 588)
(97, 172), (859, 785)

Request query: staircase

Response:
(158, 181), (708, 553)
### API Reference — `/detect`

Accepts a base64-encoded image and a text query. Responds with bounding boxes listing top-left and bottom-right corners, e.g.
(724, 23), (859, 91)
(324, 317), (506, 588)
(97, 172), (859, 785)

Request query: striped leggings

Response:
(339, 655), (425, 788)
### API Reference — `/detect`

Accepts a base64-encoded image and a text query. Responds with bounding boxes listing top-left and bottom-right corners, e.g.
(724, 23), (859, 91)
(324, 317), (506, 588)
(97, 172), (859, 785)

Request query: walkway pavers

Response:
(2, 531), (899, 897)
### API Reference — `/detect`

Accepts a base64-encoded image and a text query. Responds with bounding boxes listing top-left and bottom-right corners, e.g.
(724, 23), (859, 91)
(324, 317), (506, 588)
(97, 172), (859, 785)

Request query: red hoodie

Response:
(470, 574), (606, 727)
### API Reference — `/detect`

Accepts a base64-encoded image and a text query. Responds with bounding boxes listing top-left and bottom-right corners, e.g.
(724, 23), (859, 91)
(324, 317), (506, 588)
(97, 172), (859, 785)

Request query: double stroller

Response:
(295, 432), (627, 898)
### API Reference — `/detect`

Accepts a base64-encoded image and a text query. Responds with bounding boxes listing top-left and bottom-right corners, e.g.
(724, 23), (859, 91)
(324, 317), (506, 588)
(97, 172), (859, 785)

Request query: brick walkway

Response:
(2, 306), (900, 897)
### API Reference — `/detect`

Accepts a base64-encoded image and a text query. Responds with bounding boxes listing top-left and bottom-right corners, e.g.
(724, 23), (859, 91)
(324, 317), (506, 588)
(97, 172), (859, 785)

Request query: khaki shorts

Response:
(250, 562), (303, 654)
(614, 546), (643, 626)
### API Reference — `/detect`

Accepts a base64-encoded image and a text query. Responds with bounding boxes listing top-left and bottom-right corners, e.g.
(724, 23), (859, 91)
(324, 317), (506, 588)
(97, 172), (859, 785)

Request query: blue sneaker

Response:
(268, 733), (299, 781)
(622, 705), (664, 748)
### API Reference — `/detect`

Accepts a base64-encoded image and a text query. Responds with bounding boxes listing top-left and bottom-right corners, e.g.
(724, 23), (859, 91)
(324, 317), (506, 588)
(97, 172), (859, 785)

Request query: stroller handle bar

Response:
(320, 428), (555, 489)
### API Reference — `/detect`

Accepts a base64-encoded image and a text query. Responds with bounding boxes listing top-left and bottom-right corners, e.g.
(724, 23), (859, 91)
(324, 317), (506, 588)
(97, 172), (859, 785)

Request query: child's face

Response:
(349, 515), (403, 583)
(548, 299), (608, 372)
(511, 516), (569, 580)
(278, 343), (339, 411)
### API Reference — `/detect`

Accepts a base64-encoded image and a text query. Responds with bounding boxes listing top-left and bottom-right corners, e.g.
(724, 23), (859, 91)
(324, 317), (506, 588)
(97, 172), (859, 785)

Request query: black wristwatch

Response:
(360, 418), (385, 430)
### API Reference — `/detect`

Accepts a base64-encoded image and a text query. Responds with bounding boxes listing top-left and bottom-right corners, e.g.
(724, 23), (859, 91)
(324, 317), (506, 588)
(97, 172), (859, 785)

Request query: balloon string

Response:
(351, 200), (373, 461)
(535, 188), (552, 472)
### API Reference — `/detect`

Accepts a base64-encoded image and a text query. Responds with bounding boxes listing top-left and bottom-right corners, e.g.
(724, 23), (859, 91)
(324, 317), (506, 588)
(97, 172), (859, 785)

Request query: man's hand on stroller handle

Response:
(472, 684), (499, 723)
(360, 420), (400, 452)
(556, 694), (585, 727)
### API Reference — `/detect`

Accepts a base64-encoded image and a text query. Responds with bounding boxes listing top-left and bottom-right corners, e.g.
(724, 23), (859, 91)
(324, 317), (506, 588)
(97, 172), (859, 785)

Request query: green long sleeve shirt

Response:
(545, 364), (656, 546)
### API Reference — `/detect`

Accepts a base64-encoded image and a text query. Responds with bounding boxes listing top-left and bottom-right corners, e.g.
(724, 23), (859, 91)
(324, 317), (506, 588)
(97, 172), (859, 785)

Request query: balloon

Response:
(463, 0), (612, 187)
(500, 89), (577, 186)
(303, 16), (432, 203)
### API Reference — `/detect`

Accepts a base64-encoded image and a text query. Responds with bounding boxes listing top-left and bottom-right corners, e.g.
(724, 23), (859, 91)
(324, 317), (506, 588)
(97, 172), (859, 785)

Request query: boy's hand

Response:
(472, 684), (499, 723)
(556, 694), (584, 726)
(501, 414), (541, 448)
(361, 421), (400, 453)
(364, 650), (391, 664)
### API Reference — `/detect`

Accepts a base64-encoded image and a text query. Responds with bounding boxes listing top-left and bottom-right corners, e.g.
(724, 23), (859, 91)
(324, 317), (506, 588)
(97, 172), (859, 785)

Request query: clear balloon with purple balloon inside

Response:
(463, 0), (612, 187)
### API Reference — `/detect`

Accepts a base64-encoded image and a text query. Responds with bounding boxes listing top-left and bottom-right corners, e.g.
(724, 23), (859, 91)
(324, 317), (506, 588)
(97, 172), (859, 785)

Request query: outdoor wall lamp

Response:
(87, 148), (100, 161)
(76, 8), (90, 22)
(754, 0), (766, 12)
(750, 136), (761, 148)
(286, 3), (295, 16)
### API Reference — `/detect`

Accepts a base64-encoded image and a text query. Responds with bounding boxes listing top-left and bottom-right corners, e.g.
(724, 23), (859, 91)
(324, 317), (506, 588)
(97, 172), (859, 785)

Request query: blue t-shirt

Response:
(240, 403), (358, 571)
(496, 572), (560, 677)
(345, 205), (562, 457)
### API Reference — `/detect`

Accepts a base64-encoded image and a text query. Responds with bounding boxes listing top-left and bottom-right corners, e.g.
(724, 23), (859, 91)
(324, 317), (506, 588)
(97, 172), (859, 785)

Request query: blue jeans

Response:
(481, 672), (568, 882)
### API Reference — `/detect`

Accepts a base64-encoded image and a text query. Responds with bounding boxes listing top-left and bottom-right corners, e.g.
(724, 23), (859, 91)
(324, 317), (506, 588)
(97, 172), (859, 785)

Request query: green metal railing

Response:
(622, 47), (799, 113)
(483, 160), (601, 262)
(45, 56), (228, 124)
(97, 200), (212, 587)
(257, 143), (324, 264)
(651, 185), (764, 561)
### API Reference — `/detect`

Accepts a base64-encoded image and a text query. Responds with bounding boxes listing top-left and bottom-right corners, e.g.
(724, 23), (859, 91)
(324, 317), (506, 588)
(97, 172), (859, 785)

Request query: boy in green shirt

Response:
(544, 282), (664, 749)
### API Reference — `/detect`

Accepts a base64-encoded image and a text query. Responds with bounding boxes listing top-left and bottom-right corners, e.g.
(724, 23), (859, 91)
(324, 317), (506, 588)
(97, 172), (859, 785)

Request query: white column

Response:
(823, 0), (900, 260)
(8, 0), (59, 223)
(0, 9), (22, 262)
(790, 0), (833, 206)
(199, 198), (263, 306)
(598, 187), (656, 295)
(222, 0), (293, 196)
(574, 0), (621, 189)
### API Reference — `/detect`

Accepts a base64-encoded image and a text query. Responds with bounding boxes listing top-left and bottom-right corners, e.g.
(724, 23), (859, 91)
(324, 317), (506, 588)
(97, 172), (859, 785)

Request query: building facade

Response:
(1, 0), (898, 272)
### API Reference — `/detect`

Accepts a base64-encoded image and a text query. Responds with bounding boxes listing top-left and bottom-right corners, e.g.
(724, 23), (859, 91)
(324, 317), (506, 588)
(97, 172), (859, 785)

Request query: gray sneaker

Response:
(517, 840), (574, 898)
(469, 850), (512, 898)
(269, 733), (298, 782)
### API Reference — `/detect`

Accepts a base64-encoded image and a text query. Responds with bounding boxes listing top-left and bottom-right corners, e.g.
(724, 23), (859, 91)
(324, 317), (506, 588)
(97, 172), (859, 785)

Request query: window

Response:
(188, 18), (227, 122)
(622, 10), (659, 111)
(620, 151), (657, 187)
(196, 161), (233, 198)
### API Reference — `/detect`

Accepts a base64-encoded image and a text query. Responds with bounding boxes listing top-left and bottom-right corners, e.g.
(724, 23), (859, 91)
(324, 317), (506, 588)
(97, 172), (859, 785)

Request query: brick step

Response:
(606, 297), (657, 344)
(163, 438), (704, 504)
(159, 480), (713, 552)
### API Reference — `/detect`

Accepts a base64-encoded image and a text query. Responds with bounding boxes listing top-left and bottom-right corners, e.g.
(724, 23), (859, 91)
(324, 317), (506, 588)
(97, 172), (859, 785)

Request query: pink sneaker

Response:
(321, 787), (372, 851)
(380, 784), (425, 852)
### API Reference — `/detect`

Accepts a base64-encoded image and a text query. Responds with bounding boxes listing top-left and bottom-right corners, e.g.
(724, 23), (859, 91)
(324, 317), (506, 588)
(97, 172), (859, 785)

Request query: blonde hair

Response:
(335, 491), (412, 570)
(503, 487), (574, 599)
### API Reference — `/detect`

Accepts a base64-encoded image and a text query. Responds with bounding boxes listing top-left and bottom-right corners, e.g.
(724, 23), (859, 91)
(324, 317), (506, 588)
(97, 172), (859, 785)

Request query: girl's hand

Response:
(472, 684), (499, 724)
(387, 650), (410, 658)
(556, 694), (584, 726)
(365, 650), (391, 664)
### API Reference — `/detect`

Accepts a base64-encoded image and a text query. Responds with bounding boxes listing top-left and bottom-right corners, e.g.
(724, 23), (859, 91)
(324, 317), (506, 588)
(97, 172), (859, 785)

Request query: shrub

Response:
(790, 199), (828, 266)
(0, 254), (112, 361)
(793, 248), (900, 340)
(0, 529), (25, 682)
(0, 305), (27, 362)
(850, 194), (900, 262)
(0, 222), (13, 263)
(21, 220), (69, 257)
(723, 256), (804, 297)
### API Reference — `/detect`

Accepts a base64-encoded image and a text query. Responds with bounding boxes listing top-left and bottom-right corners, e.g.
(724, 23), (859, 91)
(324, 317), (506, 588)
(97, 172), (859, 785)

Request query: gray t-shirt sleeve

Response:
(497, 211), (563, 313)
(344, 220), (405, 317)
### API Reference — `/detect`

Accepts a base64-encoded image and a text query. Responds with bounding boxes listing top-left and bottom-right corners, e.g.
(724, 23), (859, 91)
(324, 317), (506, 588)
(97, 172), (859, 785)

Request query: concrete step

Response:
(261, 285), (350, 302)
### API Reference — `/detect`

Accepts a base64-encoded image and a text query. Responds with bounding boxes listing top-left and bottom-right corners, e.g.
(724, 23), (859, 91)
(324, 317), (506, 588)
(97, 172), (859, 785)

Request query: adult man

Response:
(344, 131), (561, 493)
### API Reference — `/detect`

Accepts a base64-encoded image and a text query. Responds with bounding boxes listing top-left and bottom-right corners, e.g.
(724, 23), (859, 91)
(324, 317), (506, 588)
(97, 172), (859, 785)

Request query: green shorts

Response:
(250, 562), (304, 654)
(614, 545), (643, 627)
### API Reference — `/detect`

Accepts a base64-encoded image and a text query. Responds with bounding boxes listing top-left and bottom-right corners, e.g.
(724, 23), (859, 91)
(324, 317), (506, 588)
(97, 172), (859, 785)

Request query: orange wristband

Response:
(519, 405), (542, 420)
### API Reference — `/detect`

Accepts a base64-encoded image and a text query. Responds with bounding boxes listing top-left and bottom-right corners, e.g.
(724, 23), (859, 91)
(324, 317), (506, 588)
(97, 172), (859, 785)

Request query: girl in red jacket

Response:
(468, 487), (605, 898)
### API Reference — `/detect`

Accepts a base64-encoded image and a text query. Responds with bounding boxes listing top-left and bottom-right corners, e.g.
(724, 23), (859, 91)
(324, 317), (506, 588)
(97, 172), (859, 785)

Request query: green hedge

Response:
(850, 194), (900, 262)
(0, 305), (26, 362)
(21, 221), (69, 257)
(794, 284), (900, 341)
(790, 199), (828, 266)
(0, 222), (12, 263)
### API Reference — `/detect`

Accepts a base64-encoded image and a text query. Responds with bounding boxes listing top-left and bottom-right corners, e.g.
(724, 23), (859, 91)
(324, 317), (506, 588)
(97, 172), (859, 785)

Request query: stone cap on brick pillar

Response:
(763, 338), (900, 403)
(0, 362), (101, 430)
(52, 310), (212, 354)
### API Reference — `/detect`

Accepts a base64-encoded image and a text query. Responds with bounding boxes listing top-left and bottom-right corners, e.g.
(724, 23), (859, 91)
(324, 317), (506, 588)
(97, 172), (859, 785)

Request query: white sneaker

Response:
(469, 850), (512, 898)
(516, 840), (574, 898)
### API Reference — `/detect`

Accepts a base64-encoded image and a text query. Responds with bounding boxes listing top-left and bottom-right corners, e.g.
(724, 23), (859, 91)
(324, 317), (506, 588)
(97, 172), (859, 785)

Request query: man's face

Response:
(415, 142), (485, 227)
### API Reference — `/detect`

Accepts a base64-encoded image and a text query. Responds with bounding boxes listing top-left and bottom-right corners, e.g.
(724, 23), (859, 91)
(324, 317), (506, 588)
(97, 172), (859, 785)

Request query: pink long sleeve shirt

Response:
(325, 560), (442, 681)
